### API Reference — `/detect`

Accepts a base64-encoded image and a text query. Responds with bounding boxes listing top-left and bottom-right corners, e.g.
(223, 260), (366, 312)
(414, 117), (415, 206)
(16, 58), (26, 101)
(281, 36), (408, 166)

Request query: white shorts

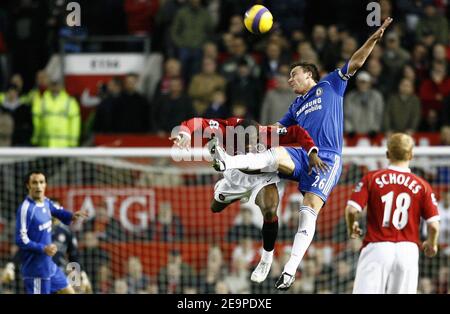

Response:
(353, 241), (419, 294)
(214, 169), (279, 204)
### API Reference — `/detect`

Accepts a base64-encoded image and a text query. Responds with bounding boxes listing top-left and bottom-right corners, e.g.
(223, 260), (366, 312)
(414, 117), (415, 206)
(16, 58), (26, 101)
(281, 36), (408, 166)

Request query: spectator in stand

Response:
(202, 41), (219, 62)
(204, 89), (229, 119)
(220, 35), (259, 81)
(403, 64), (419, 90)
(125, 256), (151, 294)
(383, 78), (421, 134)
(411, 43), (429, 81)
(279, 195), (302, 242)
(420, 109), (441, 132)
(92, 77), (123, 134)
(311, 25), (329, 66)
(344, 71), (384, 136)
(295, 41), (319, 65)
(381, 32), (411, 96)
(418, 277), (435, 294)
(157, 249), (196, 294)
(153, 0), (184, 53)
(416, 3), (448, 45)
(112, 279), (128, 294)
(432, 44), (449, 68)
(366, 58), (390, 98)
(260, 73), (297, 125)
(154, 77), (194, 134)
(111, 73), (151, 133)
(150, 201), (184, 242)
(230, 101), (250, 119)
(0, 102), (13, 147)
(226, 206), (261, 243)
(27, 70), (49, 105)
(188, 57), (226, 105)
(1, 83), (32, 146)
(154, 58), (183, 101)
(322, 25), (341, 71)
(269, 0), (307, 36)
(226, 58), (262, 120)
(224, 255), (251, 294)
(260, 42), (288, 86)
(340, 36), (358, 64)
(124, 0), (159, 36)
(31, 79), (80, 147)
(80, 203), (124, 242)
(79, 231), (111, 293)
(198, 245), (225, 294)
(419, 61), (450, 128)
(170, 0), (213, 80)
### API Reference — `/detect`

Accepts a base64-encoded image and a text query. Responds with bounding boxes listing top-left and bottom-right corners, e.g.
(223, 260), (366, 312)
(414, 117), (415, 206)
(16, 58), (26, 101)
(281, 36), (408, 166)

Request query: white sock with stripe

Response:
(283, 205), (317, 276)
(224, 148), (278, 172)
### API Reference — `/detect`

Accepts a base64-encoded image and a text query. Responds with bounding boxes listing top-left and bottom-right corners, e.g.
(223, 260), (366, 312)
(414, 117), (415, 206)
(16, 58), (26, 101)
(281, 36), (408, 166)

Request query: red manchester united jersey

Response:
(348, 165), (440, 248)
(180, 117), (317, 154)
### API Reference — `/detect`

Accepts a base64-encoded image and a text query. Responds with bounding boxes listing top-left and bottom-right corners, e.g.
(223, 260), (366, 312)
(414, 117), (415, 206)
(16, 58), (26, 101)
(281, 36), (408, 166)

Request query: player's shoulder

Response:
(409, 172), (433, 192)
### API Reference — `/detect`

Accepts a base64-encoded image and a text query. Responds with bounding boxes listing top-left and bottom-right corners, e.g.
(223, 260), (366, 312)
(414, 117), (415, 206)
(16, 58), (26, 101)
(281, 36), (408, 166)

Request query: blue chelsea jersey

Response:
(15, 197), (73, 278)
(279, 62), (352, 155)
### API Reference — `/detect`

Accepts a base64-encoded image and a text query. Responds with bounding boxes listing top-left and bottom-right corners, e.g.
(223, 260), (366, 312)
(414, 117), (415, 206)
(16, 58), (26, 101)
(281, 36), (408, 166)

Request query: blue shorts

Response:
(281, 148), (342, 202)
(24, 267), (69, 294)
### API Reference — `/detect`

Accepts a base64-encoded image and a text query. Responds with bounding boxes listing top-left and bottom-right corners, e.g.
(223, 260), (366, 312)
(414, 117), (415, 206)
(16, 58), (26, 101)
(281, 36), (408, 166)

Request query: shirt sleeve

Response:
(278, 103), (297, 127)
(421, 184), (440, 223)
(15, 204), (45, 253)
(49, 200), (73, 225)
(320, 61), (352, 96)
(347, 175), (370, 212)
(278, 126), (318, 155)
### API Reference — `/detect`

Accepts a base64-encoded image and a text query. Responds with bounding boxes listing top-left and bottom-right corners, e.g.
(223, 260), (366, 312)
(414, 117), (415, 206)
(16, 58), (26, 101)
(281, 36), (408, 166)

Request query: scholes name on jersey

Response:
(375, 173), (422, 194)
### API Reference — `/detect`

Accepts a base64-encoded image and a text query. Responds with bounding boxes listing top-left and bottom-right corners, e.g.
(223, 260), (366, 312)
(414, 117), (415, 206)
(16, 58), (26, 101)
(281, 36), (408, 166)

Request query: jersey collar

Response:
(388, 165), (411, 173)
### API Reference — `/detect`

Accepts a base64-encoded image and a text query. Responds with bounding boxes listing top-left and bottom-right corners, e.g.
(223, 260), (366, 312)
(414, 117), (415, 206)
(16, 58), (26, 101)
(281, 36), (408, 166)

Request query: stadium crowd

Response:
(0, 0), (450, 294)
(0, 0), (449, 146)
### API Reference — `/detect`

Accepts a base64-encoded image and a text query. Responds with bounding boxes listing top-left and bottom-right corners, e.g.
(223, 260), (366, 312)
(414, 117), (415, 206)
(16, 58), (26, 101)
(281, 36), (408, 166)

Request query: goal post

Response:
(0, 146), (449, 294)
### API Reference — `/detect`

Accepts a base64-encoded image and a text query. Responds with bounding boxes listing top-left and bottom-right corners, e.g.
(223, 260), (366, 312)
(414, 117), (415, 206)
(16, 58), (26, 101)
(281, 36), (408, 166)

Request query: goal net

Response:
(0, 147), (449, 294)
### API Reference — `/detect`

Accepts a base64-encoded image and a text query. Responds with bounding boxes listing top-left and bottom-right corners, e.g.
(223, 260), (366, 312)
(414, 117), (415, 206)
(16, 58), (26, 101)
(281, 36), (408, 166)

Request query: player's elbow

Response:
(345, 205), (359, 217)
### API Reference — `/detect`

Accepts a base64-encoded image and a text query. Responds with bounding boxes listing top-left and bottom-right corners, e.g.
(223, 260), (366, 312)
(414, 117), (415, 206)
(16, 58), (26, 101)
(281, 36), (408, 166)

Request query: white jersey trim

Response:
(388, 165), (411, 173)
(426, 215), (440, 223)
(347, 200), (363, 212)
(20, 200), (31, 245)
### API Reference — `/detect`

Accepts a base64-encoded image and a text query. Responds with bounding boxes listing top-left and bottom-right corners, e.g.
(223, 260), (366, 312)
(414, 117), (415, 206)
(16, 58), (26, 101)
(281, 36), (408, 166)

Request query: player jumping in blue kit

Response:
(16, 170), (88, 294)
(212, 18), (393, 290)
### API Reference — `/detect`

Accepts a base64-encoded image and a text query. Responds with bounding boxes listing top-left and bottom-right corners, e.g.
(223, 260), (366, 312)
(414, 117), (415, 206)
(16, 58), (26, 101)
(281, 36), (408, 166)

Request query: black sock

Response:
(262, 217), (278, 252)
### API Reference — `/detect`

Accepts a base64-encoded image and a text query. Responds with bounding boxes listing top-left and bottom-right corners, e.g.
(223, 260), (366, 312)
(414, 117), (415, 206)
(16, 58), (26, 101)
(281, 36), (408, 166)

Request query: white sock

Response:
(283, 205), (317, 275)
(224, 149), (277, 172)
(261, 249), (274, 263)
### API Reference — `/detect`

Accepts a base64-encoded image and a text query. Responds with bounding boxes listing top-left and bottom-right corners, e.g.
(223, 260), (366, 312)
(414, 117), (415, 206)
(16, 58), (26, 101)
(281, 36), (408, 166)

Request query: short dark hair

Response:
(290, 62), (320, 82)
(25, 170), (46, 186)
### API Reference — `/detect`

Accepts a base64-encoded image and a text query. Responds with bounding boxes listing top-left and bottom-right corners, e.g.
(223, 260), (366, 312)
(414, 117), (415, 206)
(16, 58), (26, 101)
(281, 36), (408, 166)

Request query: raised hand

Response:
(371, 17), (393, 42)
(169, 132), (191, 149)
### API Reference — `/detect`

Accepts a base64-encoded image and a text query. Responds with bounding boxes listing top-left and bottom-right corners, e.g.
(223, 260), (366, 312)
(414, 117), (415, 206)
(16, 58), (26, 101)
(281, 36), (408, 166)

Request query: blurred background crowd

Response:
(0, 0), (449, 147)
(0, 0), (449, 294)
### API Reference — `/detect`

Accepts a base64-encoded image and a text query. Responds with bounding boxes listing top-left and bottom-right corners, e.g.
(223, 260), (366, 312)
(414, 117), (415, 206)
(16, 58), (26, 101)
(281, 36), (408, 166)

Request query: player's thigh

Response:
(51, 267), (71, 294)
(24, 277), (51, 294)
(387, 242), (419, 294)
(255, 183), (279, 220)
(300, 153), (342, 210)
(272, 146), (296, 175)
(213, 178), (249, 204)
(353, 242), (395, 294)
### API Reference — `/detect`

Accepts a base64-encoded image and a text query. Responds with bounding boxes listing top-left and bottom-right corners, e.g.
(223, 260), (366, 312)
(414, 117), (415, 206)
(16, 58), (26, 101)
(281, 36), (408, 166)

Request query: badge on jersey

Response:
(315, 87), (323, 97)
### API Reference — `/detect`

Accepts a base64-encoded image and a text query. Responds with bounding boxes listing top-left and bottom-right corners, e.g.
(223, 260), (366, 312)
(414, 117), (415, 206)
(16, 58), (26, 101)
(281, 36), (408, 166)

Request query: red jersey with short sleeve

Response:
(348, 165), (440, 248)
(180, 117), (317, 154)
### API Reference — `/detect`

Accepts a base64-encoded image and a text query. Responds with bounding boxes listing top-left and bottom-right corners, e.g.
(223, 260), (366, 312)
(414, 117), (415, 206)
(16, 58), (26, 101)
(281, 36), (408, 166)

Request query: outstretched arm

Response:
(348, 17), (393, 75)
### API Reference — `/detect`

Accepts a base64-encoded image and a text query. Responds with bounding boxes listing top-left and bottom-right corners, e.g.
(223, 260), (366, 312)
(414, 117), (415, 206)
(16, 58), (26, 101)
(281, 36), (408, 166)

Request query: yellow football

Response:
(244, 5), (273, 34)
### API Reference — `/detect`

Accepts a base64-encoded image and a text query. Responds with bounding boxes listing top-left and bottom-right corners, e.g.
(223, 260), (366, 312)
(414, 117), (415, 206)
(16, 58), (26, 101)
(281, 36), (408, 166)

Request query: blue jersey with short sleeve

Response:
(279, 62), (351, 155)
(15, 197), (73, 278)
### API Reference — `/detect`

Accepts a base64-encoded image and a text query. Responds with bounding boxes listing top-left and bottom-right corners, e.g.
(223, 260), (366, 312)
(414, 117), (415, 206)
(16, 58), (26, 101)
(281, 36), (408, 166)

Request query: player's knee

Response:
(211, 203), (225, 213)
(263, 207), (277, 221)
